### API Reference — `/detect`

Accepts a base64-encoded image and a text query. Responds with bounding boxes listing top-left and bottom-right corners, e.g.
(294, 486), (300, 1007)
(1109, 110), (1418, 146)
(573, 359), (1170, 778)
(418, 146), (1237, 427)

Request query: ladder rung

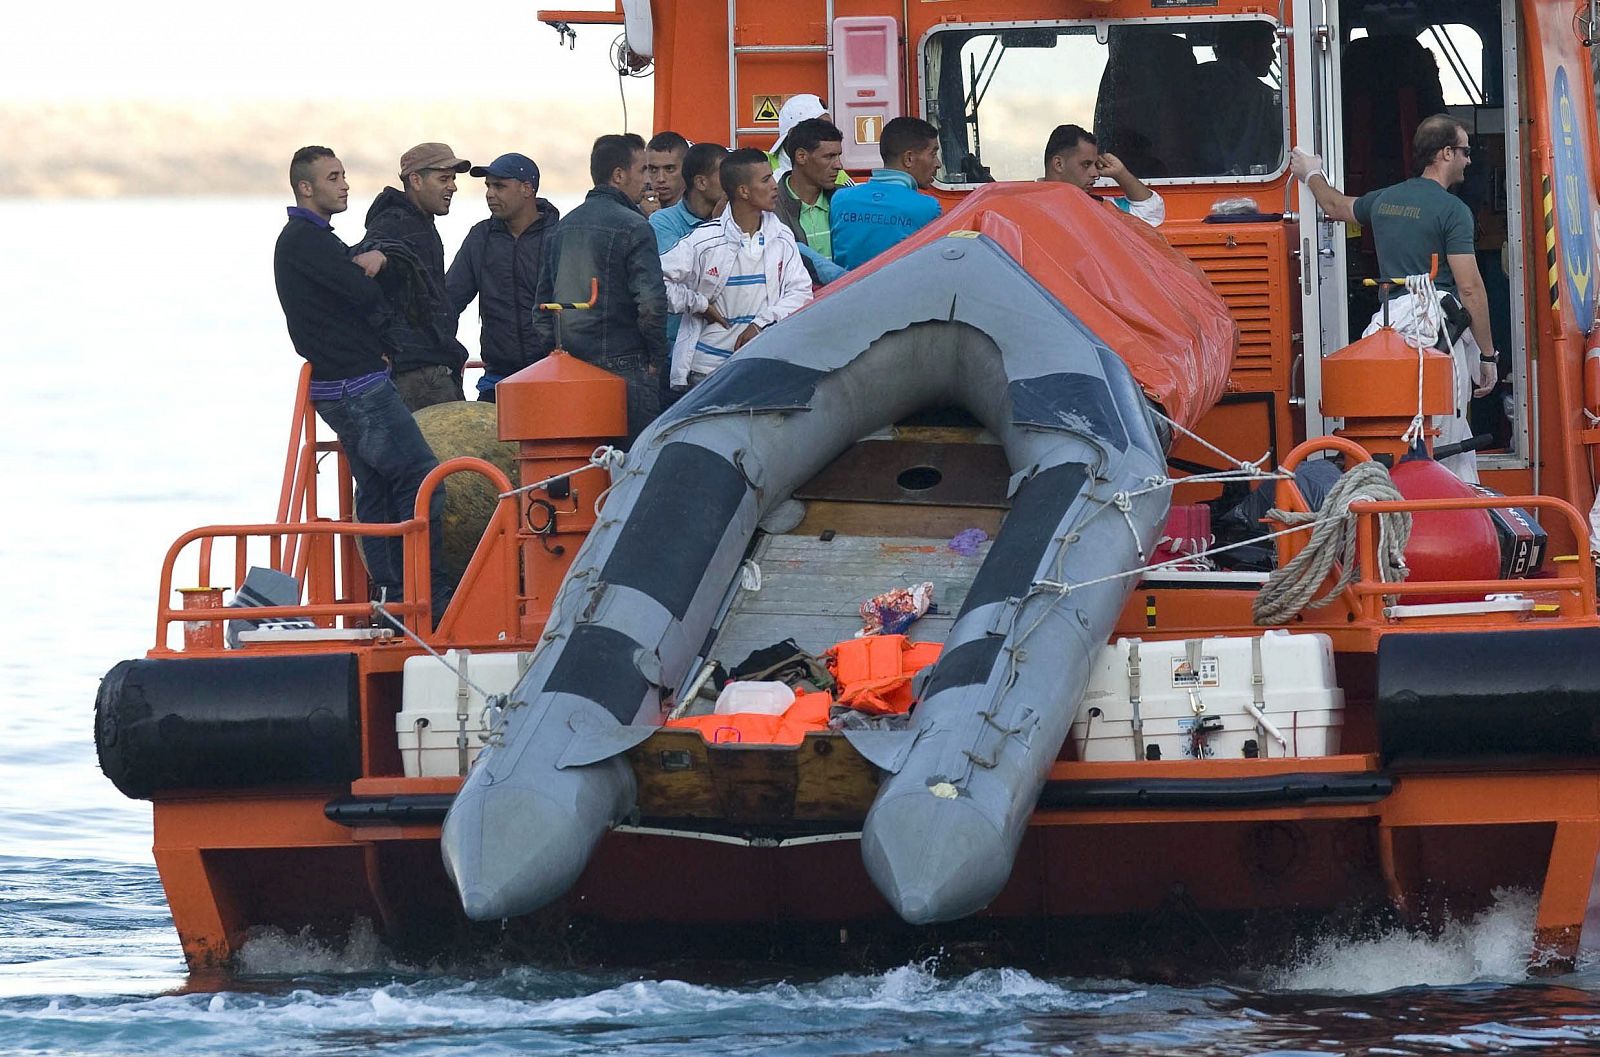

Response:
(733, 44), (829, 53)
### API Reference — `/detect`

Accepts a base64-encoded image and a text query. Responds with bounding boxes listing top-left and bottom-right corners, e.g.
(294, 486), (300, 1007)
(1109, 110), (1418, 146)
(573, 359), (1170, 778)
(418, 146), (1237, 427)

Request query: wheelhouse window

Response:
(1348, 23), (1487, 106)
(924, 18), (1287, 186)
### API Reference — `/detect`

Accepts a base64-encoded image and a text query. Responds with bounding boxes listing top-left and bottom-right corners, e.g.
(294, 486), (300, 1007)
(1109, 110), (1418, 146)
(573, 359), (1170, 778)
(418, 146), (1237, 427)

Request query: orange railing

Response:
(270, 362), (485, 581)
(1271, 437), (1598, 624)
(157, 448), (514, 650)
(267, 364), (357, 598)
(158, 358), (531, 651)
(1349, 494), (1598, 618)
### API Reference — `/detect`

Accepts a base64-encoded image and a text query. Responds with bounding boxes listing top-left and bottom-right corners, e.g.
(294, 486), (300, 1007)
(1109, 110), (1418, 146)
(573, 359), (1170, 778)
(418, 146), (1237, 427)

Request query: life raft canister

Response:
(827, 635), (943, 716)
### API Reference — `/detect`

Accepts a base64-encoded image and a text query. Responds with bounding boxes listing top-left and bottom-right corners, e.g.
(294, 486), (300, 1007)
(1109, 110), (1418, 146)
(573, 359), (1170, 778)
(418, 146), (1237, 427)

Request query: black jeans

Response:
(314, 380), (453, 622)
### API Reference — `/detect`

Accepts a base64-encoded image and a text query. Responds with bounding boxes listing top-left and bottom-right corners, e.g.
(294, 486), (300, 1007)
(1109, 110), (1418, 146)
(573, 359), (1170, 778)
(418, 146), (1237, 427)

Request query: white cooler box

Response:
(397, 650), (532, 777)
(1071, 631), (1343, 761)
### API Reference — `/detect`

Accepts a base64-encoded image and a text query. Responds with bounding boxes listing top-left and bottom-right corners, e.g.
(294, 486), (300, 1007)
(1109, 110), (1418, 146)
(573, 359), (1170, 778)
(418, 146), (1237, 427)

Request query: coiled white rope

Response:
(1250, 459), (1411, 625)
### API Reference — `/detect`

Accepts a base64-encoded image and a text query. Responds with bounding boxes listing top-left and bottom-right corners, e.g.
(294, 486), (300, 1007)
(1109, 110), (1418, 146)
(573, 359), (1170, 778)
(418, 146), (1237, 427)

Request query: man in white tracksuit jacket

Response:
(661, 148), (814, 391)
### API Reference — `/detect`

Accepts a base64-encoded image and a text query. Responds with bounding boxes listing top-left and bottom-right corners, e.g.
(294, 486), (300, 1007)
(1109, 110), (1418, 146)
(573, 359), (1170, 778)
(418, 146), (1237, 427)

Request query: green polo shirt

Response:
(1352, 177), (1475, 293)
(797, 190), (832, 259)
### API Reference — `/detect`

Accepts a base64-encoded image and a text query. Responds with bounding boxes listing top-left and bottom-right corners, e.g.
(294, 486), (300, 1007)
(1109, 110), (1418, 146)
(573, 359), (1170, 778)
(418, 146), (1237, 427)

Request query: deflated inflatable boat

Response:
(442, 184), (1236, 924)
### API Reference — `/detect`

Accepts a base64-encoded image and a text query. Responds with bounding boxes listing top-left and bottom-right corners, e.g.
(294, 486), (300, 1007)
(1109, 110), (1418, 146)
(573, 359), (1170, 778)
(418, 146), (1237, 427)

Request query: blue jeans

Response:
(595, 354), (662, 445)
(314, 380), (452, 622)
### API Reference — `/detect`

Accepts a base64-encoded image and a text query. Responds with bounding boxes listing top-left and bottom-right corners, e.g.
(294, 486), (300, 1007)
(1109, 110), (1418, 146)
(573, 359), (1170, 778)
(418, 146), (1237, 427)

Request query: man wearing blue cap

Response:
(446, 153), (561, 401)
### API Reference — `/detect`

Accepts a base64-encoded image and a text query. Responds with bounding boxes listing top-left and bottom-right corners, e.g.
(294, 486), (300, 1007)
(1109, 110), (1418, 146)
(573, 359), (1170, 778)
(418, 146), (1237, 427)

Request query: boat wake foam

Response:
(233, 918), (406, 977)
(1261, 887), (1541, 992)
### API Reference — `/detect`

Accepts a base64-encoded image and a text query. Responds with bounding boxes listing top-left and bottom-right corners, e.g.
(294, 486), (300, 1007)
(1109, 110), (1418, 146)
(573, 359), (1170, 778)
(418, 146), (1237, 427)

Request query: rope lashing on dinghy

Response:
(976, 428), (1298, 739)
(1022, 436), (1408, 625)
(498, 445), (625, 500)
(1033, 518), (1327, 596)
(1251, 459), (1411, 625)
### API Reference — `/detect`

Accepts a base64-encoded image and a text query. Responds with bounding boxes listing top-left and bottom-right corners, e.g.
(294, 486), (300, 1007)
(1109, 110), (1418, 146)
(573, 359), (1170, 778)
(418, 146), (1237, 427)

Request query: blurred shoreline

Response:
(1, 98), (638, 200)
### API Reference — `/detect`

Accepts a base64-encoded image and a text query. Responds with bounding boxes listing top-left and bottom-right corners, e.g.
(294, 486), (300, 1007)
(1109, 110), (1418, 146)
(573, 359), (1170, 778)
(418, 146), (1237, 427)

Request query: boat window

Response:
(1348, 23), (1486, 106)
(922, 18), (1286, 186)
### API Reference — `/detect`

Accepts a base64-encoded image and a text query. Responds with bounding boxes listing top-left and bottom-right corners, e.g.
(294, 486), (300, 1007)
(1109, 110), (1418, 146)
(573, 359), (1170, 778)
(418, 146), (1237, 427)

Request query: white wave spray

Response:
(1262, 887), (1540, 992)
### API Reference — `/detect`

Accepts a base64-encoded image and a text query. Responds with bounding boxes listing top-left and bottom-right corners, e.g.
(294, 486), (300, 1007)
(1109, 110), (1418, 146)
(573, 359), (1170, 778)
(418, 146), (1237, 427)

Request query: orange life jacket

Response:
(827, 635), (943, 715)
(663, 635), (943, 745)
(664, 689), (833, 745)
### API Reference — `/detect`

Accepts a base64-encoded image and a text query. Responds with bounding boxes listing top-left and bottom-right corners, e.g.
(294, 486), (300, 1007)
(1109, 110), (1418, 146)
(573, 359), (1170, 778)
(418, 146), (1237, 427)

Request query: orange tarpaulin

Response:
(823, 183), (1237, 431)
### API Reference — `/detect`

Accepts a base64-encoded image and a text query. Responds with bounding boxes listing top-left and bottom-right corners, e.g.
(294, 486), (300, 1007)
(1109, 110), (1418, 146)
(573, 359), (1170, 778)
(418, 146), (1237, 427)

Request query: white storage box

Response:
(397, 650), (532, 777)
(1071, 631), (1343, 761)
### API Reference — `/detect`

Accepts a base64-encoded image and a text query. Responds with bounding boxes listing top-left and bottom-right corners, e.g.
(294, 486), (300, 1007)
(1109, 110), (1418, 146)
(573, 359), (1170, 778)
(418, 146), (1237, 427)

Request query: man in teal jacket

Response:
(830, 117), (942, 270)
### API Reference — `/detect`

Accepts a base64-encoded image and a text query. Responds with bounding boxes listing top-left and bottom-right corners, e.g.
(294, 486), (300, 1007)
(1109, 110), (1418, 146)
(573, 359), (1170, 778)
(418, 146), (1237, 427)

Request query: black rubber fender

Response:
(95, 653), (361, 799)
(1377, 628), (1600, 761)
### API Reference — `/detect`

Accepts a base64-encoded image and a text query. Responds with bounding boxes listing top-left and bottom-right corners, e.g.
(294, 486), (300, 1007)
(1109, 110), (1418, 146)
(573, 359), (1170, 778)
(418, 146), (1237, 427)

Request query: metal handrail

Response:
(269, 360), (489, 578)
(1349, 494), (1598, 619)
(1266, 437), (1597, 624)
(155, 518), (426, 649)
(274, 363), (315, 526)
(156, 456), (515, 650)
(273, 363), (318, 575)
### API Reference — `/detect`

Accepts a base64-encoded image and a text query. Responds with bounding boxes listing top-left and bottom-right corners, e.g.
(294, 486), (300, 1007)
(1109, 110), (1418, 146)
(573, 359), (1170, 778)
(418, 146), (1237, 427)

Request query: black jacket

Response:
(272, 214), (393, 381)
(363, 187), (468, 372)
(445, 201), (561, 378)
(532, 186), (669, 370)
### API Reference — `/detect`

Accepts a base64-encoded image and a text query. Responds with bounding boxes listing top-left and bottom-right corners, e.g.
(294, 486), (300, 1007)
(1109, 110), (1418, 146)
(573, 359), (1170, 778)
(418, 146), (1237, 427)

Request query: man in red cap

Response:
(363, 142), (472, 410)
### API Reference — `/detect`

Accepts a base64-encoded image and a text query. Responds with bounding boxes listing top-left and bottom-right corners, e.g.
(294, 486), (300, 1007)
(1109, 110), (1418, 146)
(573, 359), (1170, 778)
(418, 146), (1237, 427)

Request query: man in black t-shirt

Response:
(1291, 115), (1498, 482)
(273, 145), (452, 624)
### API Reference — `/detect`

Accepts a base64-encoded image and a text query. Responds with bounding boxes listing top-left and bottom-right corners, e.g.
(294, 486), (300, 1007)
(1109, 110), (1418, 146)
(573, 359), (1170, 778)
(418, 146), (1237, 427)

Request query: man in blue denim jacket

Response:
(829, 117), (943, 270)
(272, 146), (452, 625)
(533, 134), (671, 444)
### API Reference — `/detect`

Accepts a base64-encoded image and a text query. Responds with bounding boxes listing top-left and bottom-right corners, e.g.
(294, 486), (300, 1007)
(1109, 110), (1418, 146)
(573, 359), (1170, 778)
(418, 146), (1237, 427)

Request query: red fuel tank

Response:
(1390, 458), (1501, 603)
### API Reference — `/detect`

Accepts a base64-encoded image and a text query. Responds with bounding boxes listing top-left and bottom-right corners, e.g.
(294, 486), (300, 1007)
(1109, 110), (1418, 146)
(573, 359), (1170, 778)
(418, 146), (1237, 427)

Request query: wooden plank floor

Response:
(710, 531), (993, 666)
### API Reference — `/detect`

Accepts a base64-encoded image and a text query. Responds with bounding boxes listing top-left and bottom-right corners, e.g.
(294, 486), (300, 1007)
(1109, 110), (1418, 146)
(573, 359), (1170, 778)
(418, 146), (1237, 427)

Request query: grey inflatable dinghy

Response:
(442, 227), (1172, 924)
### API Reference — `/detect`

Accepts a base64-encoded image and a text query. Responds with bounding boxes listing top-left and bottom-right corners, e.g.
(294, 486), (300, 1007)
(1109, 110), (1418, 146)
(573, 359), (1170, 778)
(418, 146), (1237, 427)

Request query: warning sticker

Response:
(1170, 655), (1219, 688)
(753, 95), (782, 122)
(856, 115), (884, 145)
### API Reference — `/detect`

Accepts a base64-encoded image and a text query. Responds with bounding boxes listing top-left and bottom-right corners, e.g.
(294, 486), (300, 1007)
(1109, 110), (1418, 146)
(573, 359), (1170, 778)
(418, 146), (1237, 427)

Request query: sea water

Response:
(7, 198), (1600, 1055)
